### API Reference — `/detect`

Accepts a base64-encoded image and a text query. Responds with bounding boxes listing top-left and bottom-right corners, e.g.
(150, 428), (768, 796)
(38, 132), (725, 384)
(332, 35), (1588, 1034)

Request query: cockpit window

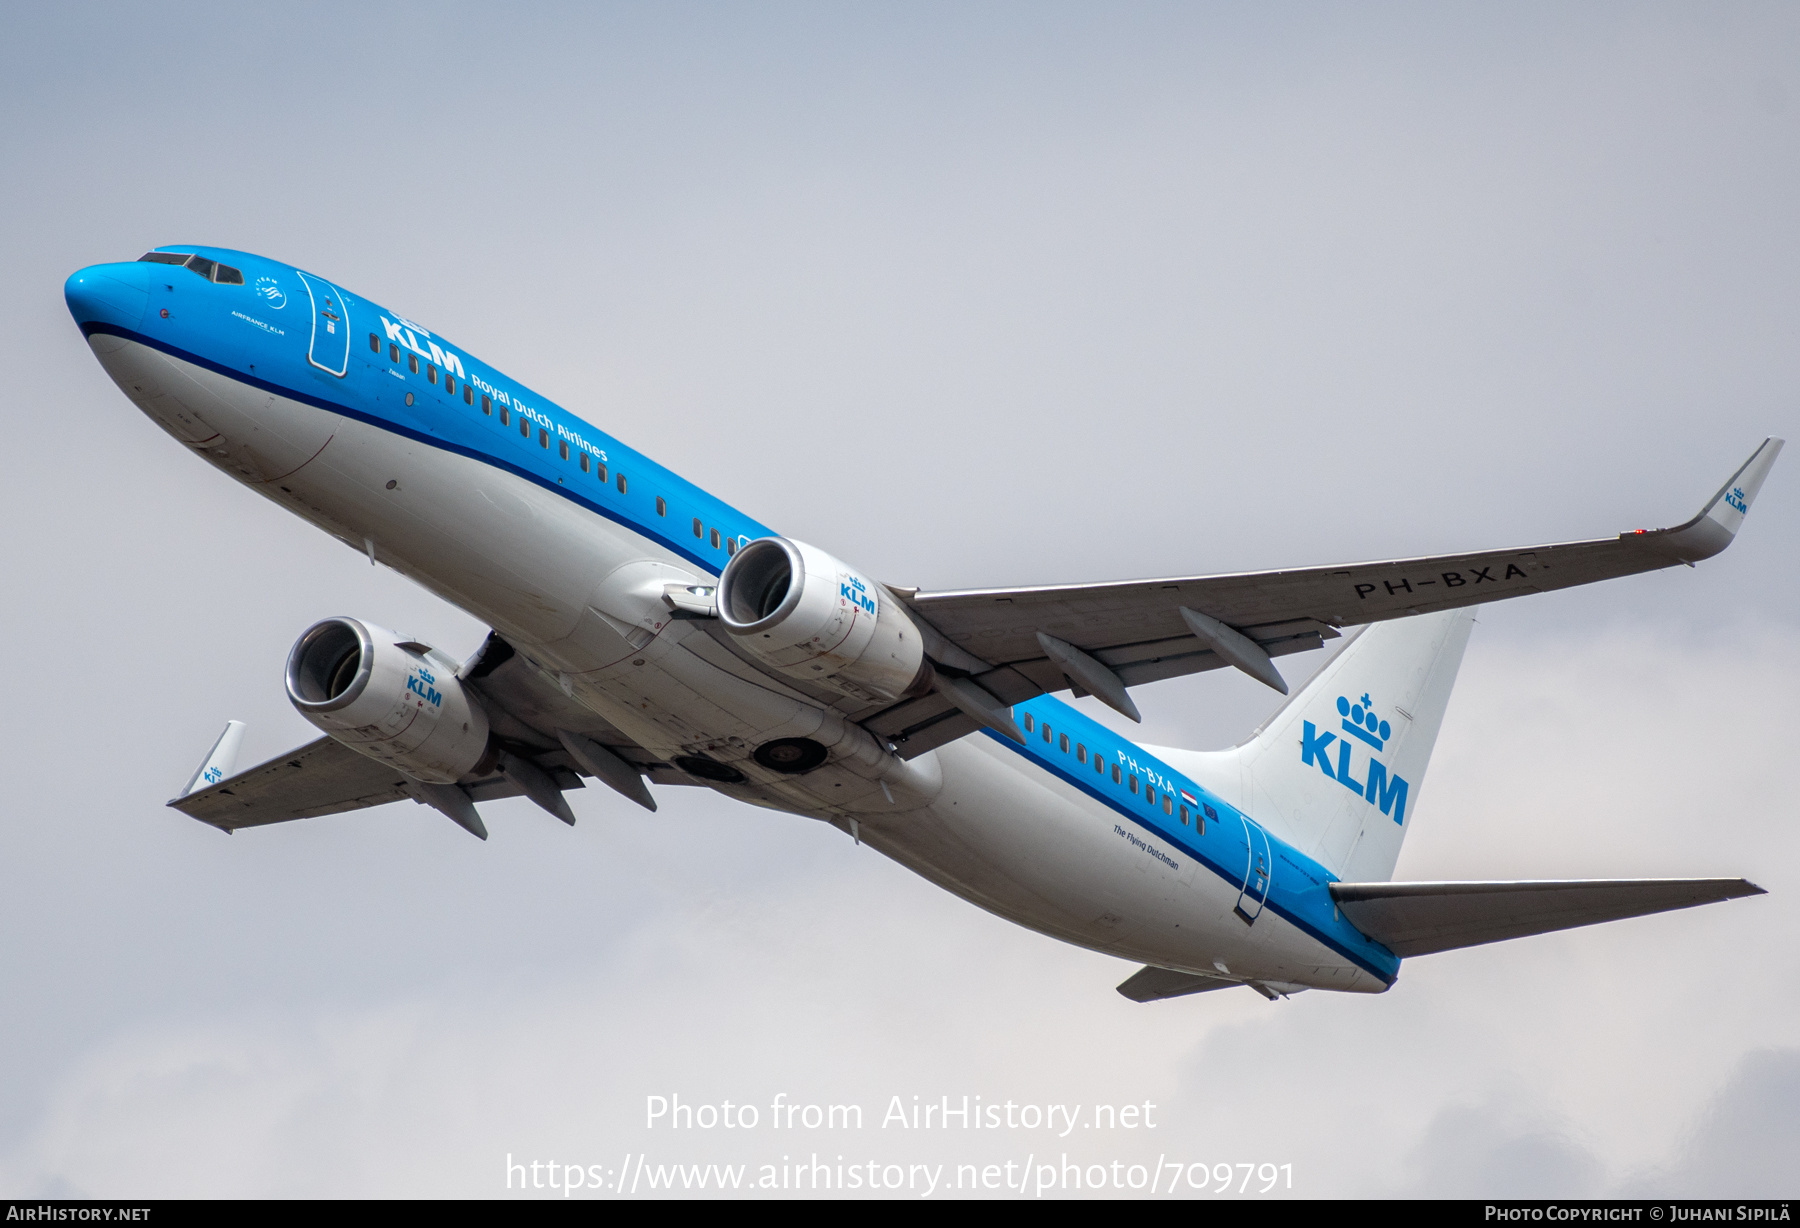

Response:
(137, 252), (244, 284)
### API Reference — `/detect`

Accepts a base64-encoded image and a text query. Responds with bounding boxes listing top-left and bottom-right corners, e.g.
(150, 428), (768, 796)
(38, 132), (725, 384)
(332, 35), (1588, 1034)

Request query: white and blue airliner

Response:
(64, 247), (1781, 1002)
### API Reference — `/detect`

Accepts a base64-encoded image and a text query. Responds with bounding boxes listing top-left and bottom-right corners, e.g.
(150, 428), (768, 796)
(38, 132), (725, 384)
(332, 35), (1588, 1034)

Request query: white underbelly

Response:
(866, 738), (1383, 990)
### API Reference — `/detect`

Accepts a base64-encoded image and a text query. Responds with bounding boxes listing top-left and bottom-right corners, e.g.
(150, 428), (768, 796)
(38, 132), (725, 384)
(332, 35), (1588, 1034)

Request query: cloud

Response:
(1389, 1092), (1603, 1198)
(1619, 1049), (1800, 1199)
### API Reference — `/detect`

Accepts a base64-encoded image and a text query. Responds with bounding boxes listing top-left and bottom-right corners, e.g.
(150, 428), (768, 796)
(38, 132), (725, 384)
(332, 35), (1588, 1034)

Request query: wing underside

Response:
(868, 438), (1781, 756)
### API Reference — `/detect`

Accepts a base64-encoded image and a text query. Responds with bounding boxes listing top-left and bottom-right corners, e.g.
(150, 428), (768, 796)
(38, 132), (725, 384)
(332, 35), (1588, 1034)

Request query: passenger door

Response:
(296, 271), (350, 376)
(1235, 816), (1273, 924)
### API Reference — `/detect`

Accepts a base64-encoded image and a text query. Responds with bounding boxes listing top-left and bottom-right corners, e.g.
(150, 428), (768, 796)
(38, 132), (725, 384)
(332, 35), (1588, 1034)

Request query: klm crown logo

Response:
(1726, 486), (1749, 514)
(840, 574), (877, 616)
(406, 665), (443, 709)
(1338, 693), (1390, 750)
(1300, 693), (1409, 824)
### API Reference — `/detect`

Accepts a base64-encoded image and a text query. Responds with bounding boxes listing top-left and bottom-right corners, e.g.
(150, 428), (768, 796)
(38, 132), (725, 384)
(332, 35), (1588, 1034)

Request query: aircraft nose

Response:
(65, 261), (150, 332)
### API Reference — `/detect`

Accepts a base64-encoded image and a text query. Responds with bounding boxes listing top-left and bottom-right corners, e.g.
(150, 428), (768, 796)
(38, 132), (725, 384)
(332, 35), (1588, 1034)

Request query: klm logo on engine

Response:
(841, 574), (877, 616)
(1300, 693), (1408, 823)
(407, 666), (443, 708)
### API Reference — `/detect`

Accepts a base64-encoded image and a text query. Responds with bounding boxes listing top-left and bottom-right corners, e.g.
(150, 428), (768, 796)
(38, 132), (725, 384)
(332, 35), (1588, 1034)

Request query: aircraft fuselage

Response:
(66, 247), (1402, 996)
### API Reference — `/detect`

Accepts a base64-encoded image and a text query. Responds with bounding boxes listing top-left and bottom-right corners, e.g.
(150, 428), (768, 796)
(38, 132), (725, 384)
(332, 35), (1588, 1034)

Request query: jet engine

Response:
(285, 617), (490, 784)
(717, 537), (932, 702)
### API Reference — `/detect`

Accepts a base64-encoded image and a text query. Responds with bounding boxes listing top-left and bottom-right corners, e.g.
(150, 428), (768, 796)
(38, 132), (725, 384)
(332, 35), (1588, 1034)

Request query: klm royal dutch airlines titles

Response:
(63, 246), (1779, 1001)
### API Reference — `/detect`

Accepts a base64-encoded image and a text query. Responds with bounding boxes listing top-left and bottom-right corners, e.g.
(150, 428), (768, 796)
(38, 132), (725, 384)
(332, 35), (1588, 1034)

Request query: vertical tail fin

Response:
(1167, 609), (1476, 882)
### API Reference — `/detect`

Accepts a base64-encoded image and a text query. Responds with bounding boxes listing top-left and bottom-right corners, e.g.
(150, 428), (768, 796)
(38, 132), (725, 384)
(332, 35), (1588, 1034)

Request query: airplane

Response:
(64, 246), (1781, 1002)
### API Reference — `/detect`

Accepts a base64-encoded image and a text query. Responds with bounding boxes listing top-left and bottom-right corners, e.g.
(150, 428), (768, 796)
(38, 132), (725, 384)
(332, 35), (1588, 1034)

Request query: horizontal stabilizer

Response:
(1116, 965), (1241, 1002)
(1330, 877), (1765, 957)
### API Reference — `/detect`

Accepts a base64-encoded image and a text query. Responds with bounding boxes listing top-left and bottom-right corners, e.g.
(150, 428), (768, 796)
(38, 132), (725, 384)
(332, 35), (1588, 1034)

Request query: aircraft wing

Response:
(867, 438), (1781, 756)
(171, 734), (418, 830)
(170, 632), (683, 834)
(1329, 877), (1766, 958)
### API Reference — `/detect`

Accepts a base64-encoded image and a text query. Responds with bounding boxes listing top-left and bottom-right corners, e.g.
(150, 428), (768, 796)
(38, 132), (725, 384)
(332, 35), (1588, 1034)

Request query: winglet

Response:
(179, 720), (246, 798)
(1655, 437), (1784, 562)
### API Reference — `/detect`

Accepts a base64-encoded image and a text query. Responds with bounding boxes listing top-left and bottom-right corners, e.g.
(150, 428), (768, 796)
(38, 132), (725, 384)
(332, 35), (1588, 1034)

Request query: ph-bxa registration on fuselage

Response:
(65, 247), (1781, 1003)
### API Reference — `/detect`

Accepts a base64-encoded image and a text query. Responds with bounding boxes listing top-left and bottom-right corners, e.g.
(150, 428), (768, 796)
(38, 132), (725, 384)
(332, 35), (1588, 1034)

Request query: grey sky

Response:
(0, 2), (1794, 1196)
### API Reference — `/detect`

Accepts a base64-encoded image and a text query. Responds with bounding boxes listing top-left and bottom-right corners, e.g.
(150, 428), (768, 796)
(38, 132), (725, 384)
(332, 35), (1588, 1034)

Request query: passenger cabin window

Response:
(1164, 795), (1173, 815)
(408, 354), (419, 374)
(580, 452), (590, 473)
(616, 473), (627, 494)
(390, 343), (400, 362)
(1111, 763), (1122, 783)
(559, 440), (569, 460)
(1179, 806), (1189, 825)
(499, 405), (509, 425)
(709, 528), (720, 548)
(692, 518), (703, 538)
(1077, 744), (1087, 764)
(596, 463), (607, 483)
(369, 333), (380, 353)
(1095, 756), (1105, 775)
(1059, 733), (1069, 752)
(726, 537), (736, 555)
(427, 363), (437, 384)
(1023, 714), (1034, 733)
(482, 395), (492, 416)
(655, 496), (666, 516)
(446, 376), (456, 396)
(539, 428), (549, 447)
(1041, 723), (1051, 744)
(1129, 776), (1138, 795)
(518, 419), (528, 438)
(463, 384), (472, 405)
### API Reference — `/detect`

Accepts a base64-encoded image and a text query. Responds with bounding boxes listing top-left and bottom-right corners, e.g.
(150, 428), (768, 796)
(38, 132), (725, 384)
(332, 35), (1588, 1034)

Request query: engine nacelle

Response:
(718, 537), (932, 702)
(286, 617), (490, 784)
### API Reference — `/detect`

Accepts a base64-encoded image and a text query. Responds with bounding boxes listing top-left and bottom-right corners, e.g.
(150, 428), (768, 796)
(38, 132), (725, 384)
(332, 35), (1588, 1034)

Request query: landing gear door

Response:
(1235, 816), (1272, 924)
(297, 271), (350, 377)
